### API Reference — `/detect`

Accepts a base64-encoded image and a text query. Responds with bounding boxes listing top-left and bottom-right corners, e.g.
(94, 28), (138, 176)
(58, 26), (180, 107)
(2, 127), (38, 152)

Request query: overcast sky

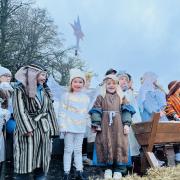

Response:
(36, 0), (180, 91)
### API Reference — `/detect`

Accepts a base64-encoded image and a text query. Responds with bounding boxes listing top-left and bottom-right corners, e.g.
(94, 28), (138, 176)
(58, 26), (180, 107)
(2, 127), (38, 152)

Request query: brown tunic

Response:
(94, 93), (128, 164)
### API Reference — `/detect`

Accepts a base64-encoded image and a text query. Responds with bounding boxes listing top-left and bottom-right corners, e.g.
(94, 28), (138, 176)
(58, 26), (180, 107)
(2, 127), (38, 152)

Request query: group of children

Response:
(0, 65), (179, 180)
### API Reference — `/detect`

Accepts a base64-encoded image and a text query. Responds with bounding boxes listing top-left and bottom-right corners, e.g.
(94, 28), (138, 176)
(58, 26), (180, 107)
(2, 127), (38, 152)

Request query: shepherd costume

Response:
(90, 75), (133, 176)
(13, 64), (59, 179)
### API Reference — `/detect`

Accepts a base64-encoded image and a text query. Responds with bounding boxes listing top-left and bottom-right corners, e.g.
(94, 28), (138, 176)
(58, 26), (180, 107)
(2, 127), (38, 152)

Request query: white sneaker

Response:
(104, 169), (112, 179)
(158, 159), (165, 166)
(113, 172), (122, 179)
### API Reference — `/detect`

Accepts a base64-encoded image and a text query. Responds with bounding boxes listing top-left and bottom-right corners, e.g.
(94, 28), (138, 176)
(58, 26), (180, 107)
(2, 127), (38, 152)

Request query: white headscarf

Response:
(15, 64), (46, 98)
(138, 72), (158, 112)
(0, 66), (12, 77)
(100, 74), (123, 103)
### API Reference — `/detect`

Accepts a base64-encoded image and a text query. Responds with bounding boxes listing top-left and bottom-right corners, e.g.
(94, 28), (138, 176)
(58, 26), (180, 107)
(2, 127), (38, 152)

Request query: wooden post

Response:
(147, 113), (160, 152)
(164, 145), (175, 166)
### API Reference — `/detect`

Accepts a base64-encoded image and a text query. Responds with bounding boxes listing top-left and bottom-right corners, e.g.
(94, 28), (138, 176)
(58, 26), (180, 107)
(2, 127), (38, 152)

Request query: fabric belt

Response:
(103, 111), (119, 126)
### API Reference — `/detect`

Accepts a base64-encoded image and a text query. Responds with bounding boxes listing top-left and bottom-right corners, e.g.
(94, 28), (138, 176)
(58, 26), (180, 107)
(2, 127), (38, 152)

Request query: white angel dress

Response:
(123, 89), (142, 156)
(47, 75), (99, 141)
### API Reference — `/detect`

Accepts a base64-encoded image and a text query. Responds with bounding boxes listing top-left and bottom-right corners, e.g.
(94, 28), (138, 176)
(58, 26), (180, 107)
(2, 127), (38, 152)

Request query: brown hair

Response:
(0, 90), (9, 109)
(167, 81), (180, 99)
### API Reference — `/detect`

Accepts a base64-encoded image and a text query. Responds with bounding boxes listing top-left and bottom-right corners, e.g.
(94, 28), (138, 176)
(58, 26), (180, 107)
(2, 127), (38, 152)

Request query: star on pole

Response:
(70, 16), (84, 56)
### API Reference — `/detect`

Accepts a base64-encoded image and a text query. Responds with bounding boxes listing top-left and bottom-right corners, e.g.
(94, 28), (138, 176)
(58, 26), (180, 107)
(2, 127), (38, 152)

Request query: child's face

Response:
(118, 76), (128, 89)
(37, 72), (47, 85)
(106, 79), (116, 94)
(175, 88), (180, 95)
(71, 77), (85, 92)
(0, 74), (12, 83)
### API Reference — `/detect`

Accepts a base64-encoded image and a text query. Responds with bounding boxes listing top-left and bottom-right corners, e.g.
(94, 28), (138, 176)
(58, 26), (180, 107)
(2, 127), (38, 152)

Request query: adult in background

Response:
(13, 64), (59, 180)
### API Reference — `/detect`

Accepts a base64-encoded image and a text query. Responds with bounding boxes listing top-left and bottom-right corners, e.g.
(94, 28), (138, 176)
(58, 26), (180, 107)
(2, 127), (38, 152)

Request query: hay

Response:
(121, 165), (180, 180)
(89, 165), (180, 180)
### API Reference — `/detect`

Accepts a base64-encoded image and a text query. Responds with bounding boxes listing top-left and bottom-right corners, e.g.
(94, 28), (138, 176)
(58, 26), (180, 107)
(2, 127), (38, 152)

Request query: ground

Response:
(1, 155), (106, 180)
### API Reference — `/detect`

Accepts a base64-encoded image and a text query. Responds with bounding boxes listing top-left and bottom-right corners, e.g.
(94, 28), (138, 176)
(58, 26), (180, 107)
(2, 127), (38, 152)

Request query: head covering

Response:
(126, 73), (132, 81)
(15, 64), (47, 98)
(0, 66), (12, 77)
(117, 70), (130, 82)
(137, 72), (158, 112)
(69, 68), (86, 84)
(105, 68), (117, 75)
(100, 74), (123, 103)
(167, 80), (180, 98)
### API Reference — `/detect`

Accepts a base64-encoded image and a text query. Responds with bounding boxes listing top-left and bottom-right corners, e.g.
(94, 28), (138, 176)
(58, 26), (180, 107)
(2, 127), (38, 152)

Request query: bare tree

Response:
(0, 0), (85, 84)
(49, 48), (86, 85)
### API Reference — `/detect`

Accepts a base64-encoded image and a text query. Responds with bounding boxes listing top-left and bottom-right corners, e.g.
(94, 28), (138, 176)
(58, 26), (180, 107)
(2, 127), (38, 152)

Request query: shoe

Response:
(63, 172), (71, 180)
(158, 160), (165, 166)
(113, 172), (122, 179)
(104, 169), (112, 179)
(75, 171), (88, 180)
(175, 153), (180, 162)
(83, 157), (92, 166)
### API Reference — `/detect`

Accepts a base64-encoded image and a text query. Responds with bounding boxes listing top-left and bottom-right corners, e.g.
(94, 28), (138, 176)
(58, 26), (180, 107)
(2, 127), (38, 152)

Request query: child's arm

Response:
(165, 98), (180, 121)
(121, 97), (136, 134)
(89, 95), (103, 131)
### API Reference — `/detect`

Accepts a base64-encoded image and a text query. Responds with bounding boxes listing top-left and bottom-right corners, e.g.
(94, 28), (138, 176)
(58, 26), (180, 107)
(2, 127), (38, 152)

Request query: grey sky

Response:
(36, 0), (180, 91)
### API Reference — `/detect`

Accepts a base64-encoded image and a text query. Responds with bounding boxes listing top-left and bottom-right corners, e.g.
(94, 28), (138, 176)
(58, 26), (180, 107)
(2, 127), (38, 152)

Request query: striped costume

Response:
(13, 84), (59, 174)
(165, 94), (180, 118)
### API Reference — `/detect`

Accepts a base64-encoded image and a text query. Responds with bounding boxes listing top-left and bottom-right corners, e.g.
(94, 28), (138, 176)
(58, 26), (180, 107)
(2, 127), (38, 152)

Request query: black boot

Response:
(75, 171), (88, 180)
(63, 172), (71, 180)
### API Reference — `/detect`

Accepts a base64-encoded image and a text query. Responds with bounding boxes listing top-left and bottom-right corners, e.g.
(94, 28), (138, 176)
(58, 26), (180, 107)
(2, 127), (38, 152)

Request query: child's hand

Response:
(123, 125), (129, 135)
(160, 110), (165, 117)
(24, 131), (33, 136)
(91, 124), (101, 132)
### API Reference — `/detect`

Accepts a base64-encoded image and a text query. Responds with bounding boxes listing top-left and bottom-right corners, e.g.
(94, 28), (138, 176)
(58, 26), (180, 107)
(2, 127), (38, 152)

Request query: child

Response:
(165, 81), (180, 162)
(58, 69), (90, 180)
(138, 72), (168, 122)
(13, 64), (59, 180)
(90, 74), (133, 179)
(117, 71), (141, 158)
(82, 72), (95, 166)
(0, 66), (12, 178)
(165, 80), (180, 120)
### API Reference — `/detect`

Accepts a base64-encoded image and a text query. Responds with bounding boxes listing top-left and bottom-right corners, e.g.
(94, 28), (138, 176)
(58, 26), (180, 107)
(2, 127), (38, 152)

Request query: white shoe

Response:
(175, 153), (180, 162)
(158, 160), (165, 166)
(104, 169), (112, 179)
(113, 172), (122, 179)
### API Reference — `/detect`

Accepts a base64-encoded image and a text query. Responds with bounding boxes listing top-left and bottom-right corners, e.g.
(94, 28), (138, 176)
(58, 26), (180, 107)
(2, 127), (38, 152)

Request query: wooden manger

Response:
(132, 113), (180, 172)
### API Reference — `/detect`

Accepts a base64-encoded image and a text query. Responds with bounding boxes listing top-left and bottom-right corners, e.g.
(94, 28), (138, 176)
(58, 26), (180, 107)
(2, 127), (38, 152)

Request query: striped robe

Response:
(12, 84), (59, 174)
(165, 95), (180, 118)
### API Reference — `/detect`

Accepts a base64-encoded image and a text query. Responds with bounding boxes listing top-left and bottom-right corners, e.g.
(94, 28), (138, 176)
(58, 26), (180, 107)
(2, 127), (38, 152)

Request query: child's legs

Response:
(73, 133), (84, 171)
(64, 133), (74, 172)
(82, 138), (87, 156)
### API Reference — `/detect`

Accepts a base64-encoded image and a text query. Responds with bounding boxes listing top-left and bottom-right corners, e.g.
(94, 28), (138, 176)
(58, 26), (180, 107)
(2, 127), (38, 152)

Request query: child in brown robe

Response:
(90, 74), (133, 179)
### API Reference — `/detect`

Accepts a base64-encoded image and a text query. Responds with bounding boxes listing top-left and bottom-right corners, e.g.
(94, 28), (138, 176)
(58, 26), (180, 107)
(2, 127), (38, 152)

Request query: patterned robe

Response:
(13, 84), (59, 174)
(93, 93), (129, 164)
(165, 94), (180, 118)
